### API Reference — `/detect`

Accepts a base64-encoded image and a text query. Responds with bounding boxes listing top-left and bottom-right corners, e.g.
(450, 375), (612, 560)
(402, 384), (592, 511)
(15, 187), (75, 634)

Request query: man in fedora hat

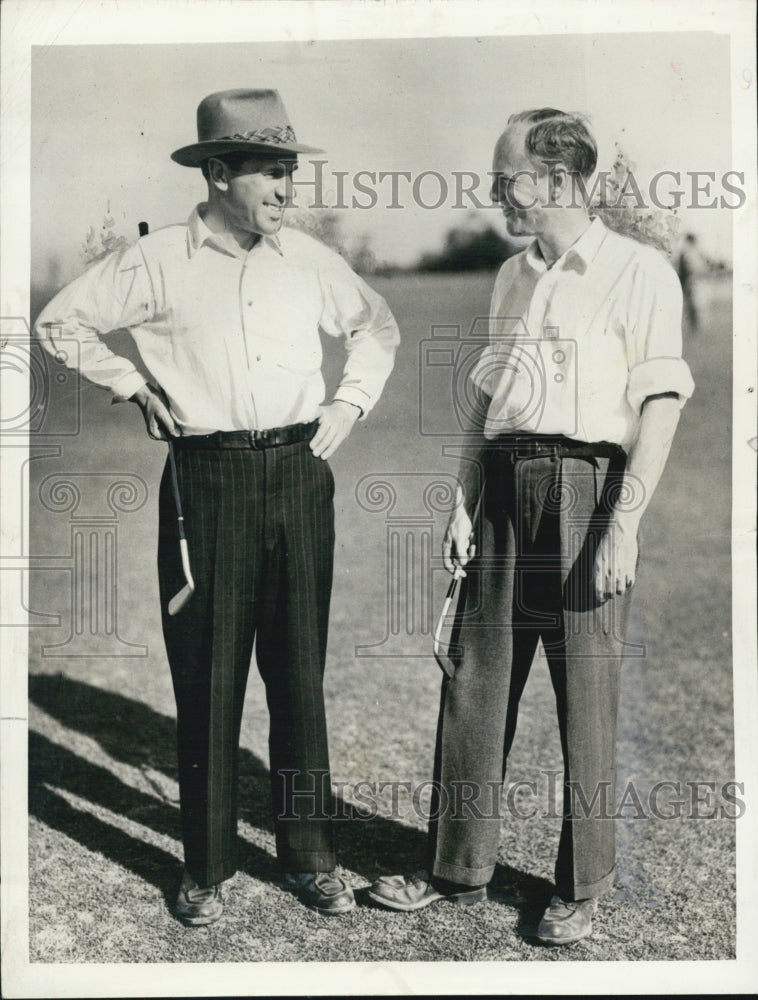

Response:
(369, 108), (693, 944)
(35, 88), (399, 924)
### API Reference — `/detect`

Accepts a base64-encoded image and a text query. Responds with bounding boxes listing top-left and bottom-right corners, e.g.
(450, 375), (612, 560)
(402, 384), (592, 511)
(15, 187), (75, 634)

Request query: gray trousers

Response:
(429, 446), (633, 899)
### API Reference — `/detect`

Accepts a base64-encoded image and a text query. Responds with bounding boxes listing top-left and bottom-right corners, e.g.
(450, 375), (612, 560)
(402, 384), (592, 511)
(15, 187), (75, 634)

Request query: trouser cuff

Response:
(278, 850), (337, 874)
(185, 859), (237, 890)
(432, 857), (494, 887)
(557, 864), (616, 901)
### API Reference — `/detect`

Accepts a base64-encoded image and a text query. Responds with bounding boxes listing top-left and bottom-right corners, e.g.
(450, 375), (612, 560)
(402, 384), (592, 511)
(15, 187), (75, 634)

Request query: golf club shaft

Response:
(167, 438), (186, 541)
(139, 220), (194, 614)
(166, 438), (195, 614)
(433, 479), (485, 666)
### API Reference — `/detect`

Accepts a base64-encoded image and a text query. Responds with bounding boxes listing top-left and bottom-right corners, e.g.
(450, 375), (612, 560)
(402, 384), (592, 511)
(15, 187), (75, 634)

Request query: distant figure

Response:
(676, 233), (707, 333)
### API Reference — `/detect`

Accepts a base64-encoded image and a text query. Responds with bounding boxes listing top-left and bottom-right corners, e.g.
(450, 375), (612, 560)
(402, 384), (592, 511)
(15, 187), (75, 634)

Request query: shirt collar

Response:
(523, 216), (607, 275)
(186, 204), (284, 259)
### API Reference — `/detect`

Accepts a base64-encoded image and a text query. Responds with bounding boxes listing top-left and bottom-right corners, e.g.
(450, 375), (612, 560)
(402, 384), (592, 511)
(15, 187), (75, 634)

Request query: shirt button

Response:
(256, 355), (261, 362)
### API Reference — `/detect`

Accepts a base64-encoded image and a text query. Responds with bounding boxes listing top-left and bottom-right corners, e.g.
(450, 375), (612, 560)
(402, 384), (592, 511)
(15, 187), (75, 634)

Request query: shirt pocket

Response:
(249, 263), (323, 373)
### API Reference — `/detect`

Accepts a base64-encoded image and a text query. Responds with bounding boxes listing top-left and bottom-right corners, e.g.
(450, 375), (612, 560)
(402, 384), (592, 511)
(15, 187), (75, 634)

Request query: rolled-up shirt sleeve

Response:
(469, 345), (502, 400)
(34, 242), (155, 402)
(317, 253), (400, 418)
(625, 251), (695, 416)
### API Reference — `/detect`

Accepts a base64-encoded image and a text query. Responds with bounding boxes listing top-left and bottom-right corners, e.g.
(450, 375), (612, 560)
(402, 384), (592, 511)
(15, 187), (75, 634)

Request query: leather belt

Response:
(493, 434), (625, 462)
(174, 420), (319, 451)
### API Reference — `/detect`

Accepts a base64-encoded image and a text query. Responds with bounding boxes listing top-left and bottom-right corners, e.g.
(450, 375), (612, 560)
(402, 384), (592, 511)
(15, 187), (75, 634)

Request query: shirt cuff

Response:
(334, 385), (370, 419)
(627, 357), (694, 415)
(110, 371), (149, 404)
(469, 346), (499, 397)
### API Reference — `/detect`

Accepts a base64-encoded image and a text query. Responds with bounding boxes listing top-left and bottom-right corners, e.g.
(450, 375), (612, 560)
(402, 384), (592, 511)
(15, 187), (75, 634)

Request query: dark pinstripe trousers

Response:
(429, 447), (632, 900)
(158, 438), (336, 887)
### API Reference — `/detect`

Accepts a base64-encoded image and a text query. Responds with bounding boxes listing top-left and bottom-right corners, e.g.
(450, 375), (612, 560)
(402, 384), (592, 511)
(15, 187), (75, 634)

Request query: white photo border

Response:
(2, 0), (756, 995)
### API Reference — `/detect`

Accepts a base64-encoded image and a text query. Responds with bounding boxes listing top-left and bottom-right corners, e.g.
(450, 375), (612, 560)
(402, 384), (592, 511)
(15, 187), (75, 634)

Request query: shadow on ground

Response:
(29, 672), (556, 939)
(29, 675), (553, 911)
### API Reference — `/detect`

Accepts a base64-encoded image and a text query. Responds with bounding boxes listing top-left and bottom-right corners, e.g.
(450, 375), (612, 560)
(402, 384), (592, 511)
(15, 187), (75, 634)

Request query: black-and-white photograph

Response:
(1, 0), (756, 995)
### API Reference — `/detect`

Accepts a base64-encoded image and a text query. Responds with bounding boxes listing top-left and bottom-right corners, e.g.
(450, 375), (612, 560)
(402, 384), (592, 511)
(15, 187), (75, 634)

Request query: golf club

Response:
(137, 220), (194, 616)
(433, 484), (484, 678)
(167, 437), (195, 615)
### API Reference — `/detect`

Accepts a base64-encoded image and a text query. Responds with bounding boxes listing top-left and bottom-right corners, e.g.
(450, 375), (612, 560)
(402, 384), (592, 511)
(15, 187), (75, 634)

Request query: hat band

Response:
(221, 125), (297, 145)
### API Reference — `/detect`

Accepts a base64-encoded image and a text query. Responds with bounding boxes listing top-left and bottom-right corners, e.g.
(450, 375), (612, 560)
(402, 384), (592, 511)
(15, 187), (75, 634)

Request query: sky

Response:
(31, 31), (734, 283)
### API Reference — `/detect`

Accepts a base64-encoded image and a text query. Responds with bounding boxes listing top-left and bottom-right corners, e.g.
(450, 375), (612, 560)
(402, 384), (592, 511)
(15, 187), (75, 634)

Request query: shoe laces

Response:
(409, 869), (432, 886)
(312, 871), (345, 892)
(549, 894), (593, 914)
(290, 870), (345, 892)
(185, 882), (220, 903)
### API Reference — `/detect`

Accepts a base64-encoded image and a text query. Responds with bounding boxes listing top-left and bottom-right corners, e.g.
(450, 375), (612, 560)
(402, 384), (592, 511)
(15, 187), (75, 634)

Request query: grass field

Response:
(26, 270), (736, 967)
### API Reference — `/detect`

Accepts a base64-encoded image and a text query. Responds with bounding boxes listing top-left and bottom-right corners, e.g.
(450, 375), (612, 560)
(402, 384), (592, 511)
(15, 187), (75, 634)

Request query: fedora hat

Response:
(171, 88), (324, 167)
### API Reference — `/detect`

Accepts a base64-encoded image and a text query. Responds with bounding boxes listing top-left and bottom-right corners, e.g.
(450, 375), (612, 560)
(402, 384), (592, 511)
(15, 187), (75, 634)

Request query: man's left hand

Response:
(593, 517), (639, 603)
(310, 400), (361, 459)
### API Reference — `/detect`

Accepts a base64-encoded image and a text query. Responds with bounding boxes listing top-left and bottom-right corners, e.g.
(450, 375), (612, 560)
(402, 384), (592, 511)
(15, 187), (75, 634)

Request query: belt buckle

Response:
(512, 438), (557, 461)
(513, 438), (532, 461)
(248, 430), (263, 450)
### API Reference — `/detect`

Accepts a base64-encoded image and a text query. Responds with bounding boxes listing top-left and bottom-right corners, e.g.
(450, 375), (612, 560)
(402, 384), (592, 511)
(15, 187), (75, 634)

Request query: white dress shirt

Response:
(470, 217), (694, 449)
(34, 206), (400, 434)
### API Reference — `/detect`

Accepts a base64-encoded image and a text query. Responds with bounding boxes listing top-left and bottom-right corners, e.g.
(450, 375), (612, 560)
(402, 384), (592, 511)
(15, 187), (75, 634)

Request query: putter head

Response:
(168, 537), (195, 616)
(433, 571), (463, 678)
(168, 582), (195, 616)
(433, 645), (459, 680)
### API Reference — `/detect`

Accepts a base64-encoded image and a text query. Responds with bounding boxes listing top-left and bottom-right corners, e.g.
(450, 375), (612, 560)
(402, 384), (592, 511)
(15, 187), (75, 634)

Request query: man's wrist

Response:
(129, 383), (152, 406)
(332, 398), (363, 418)
(612, 510), (641, 534)
(449, 485), (473, 520)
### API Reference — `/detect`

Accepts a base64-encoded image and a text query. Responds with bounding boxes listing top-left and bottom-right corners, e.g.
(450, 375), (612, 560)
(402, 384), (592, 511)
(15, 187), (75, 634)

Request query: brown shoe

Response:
(174, 869), (225, 927)
(368, 869), (487, 911)
(283, 871), (356, 915)
(536, 894), (598, 945)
